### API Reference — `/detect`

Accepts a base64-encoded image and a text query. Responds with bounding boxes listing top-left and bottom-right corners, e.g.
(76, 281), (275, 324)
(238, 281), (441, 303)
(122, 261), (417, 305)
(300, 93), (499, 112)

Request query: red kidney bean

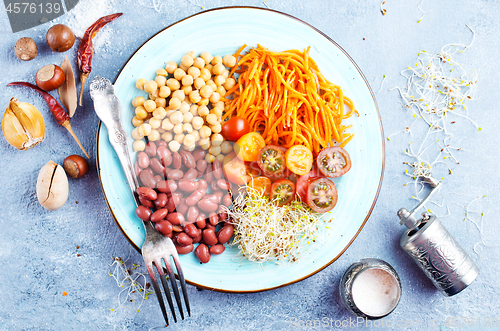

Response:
(156, 180), (177, 193)
(164, 167), (172, 177)
(183, 168), (198, 181)
(186, 206), (200, 223)
(167, 212), (185, 225)
(179, 150), (196, 169)
(218, 224), (234, 244)
(213, 191), (224, 204)
(203, 194), (219, 205)
(210, 244), (225, 255)
(145, 141), (157, 157)
(155, 220), (173, 236)
(204, 168), (215, 183)
(217, 178), (231, 190)
(137, 151), (150, 169)
(172, 152), (182, 169)
(205, 223), (215, 232)
(157, 145), (171, 160)
(134, 162), (141, 176)
(208, 212), (219, 226)
(210, 181), (220, 192)
(218, 211), (228, 221)
(136, 205), (152, 221)
(197, 179), (208, 191)
(137, 187), (157, 201)
(154, 193), (168, 208)
(139, 169), (156, 188)
(192, 149), (206, 161)
(167, 169), (184, 181)
(157, 140), (167, 148)
(176, 201), (189, 215)
(176, 244), (194, 255)
(196, 214), (207, 229)
(196, 159), (207, 173)
(166, 193), (182, 212)
(153, 175), (163, 185)
(172, 225), (183, 232)
(212, 159), (223, 179)
(150, 158), (165, 175)
(138, 195), (154, 208)
(198, 171), (205, 177)
(162, 154), (173, 167)
(186, 189), (205, 206)
(193, 232), (202, 244)
(222, 194), (232, 206)
(198, 199), (219, 213)
(150, 208), (169, 222)
(176, 232), (193, 246)
(183, 222), (200, 238)
(178, 180), (199, 192)
(195, 244), (210, 263)
(202, 229), (218, 246)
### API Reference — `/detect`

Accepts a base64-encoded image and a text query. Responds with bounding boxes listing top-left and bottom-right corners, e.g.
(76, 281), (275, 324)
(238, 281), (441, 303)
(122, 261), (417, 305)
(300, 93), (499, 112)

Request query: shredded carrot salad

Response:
(223, 45), (357, 156)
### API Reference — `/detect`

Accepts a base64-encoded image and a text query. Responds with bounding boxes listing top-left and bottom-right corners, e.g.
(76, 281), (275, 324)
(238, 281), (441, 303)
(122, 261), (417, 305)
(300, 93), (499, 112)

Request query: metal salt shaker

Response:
(397, 177), (479, 296)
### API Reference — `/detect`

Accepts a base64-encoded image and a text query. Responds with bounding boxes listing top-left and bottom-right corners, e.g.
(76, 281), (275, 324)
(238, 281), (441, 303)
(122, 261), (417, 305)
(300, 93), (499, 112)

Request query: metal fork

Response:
(90, 76), (190, 325)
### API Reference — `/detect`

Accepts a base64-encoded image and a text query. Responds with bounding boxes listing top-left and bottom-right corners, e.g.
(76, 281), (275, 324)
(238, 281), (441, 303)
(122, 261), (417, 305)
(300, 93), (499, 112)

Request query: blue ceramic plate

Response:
(97, 7), (384, 292)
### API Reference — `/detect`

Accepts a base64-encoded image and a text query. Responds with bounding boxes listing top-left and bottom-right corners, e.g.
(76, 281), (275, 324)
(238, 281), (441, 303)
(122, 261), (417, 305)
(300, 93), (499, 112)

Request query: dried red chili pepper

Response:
(78, 13), (123, 106)
(7, 82), (90, 158)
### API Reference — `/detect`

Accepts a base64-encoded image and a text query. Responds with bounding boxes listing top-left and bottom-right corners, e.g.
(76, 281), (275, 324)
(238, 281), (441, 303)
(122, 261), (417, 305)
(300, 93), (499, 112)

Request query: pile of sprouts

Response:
(224, 187), (326, 264)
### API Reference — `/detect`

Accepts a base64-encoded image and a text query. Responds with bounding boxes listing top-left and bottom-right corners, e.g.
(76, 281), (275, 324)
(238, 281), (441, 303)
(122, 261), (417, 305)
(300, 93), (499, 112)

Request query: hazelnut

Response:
(46, 24), (75, 52)
(63, 155), (89, 179)
(14, 37), (38, 61)
(35, 64), (66, 91)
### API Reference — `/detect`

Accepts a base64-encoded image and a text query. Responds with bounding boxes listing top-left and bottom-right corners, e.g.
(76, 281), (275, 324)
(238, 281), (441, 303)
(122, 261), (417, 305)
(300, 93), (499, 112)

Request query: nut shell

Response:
(14, 37), (38, 61)
(36, 160), (69, 211)
(46, 24), (75, 52)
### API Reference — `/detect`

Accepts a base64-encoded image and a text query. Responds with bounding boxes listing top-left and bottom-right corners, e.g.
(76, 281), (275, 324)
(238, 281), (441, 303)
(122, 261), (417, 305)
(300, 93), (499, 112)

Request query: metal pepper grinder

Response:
(397, 177), (479, 296)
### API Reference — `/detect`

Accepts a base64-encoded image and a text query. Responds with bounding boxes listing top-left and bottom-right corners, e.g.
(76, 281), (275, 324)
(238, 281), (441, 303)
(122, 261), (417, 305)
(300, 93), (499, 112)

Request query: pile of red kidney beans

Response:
(134, 140), (235, 264)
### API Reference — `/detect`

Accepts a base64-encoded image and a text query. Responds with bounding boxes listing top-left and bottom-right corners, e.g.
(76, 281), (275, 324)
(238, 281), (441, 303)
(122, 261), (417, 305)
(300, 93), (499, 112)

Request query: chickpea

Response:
(191, 130), (200, 142)
(179, 63), (189, 72)
(153, 98), (165, 109)
(214, 75), (225, 87)
(186, 50), (197, 58)
(182, 123), (193, 133)
(136, 78), (147, 90)
(223, 54), (237, 67)
(216, 154), (225, 163)
(189, 90), (201, 103)
(223, 77), (236, 90)
(162, 118), (174, 131)
(184, 133), (195, 146)
(194, 77), (205, 90)
(198, 105), (209, 116)
(156, 68), (168, 76)
(211, 106), (223, 118)
(222, 69), (230, 79)
(148, 129), (161, 141)
(181, 54), (194, 67)
(165, 109), (176, 117)
(138, 123), (152, 137)
(132, 96), (145, 107)
(206, 113), (218, 125)
(183, 112), (193, 123)
(149, 117), (161, 129)
(173, 124), (183, 134)
(212, 63), (225, 76)
(144, 80), (158, 93)
(174, 68), (186, 81)
(132, 116), (144, 127)
(149, 89), (159, 100)
(135, 106), (148, 120)
(206, 79), (217, 91)
(211, 133), (224, 147)
(200, 52), (213, 65)
(220, 141), (233, 154)
(211, 55), (222, 65)
(210, 91), (221, 104)
(133, 139), (146, 152)
(200, 68), (211, 81)
(174, 133), (185, 144)
(169, 140), (181, 153)
(168, 97), (182, 110)
(187, 66), (201, 79)
(165, 61), (177, 74)
(200, 125), (212, 138)
(192, 116), (204, 130)
(217, 85), (226, 96)
(199, 138), (210, 150)
(179, 101), (190, 114)
(166, 78), (180, 91)
(198, 98), (209, 106)
(144, 100), (156, 112)
(200, 85), (214, 99)
(131, 127), (144, 140)
(214, 101), (225, 110)
(155, 75), (167, 87)
(209, 145), (221, 156)
(162, 131), (173, 142)
(205, 153), (215, 163)
(193, 57), (205, 69)
(211, 123), (222, 133)
(190, 104), (199, 116)
(159, 86), (171, 98)
(169, 111), (183, 125)
(172, 89), (185, 102)
(205, 63), (214, 73)
(182, 74), (194, 86)
(181, 84), (193, 95)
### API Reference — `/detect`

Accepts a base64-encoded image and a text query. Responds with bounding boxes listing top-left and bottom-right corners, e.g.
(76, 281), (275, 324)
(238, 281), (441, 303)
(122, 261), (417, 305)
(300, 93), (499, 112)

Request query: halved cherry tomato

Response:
(257, 145), (286, 177)
(248, 176), (272, 196)
(270, 179), (296, 206)
(316, 146), (351, 178)
(285, 145), (313, 176)
(221, 116), (250, 141)
(296, 167), (324, 202)
(235, 132), (266, 162)
(245, 161), (262, 177)
(306, 178), (338, 213)
(222, 152), (251, 185)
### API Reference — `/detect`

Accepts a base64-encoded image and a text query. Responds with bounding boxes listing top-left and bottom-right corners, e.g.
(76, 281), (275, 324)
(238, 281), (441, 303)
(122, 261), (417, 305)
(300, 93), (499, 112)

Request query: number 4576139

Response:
(5, 2), (61, 14)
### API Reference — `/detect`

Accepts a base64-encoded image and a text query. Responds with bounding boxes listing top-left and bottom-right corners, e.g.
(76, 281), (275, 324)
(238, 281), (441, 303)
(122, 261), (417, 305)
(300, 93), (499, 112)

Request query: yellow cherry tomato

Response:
(285, 145), (313, 175)
(235, 132), (266, 162)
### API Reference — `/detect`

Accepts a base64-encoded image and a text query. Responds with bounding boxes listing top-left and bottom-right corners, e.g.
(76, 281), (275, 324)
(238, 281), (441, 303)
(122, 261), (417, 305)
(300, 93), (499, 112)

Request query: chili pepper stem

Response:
(62, 120), (90, 158)
(79, 73), (89, 106)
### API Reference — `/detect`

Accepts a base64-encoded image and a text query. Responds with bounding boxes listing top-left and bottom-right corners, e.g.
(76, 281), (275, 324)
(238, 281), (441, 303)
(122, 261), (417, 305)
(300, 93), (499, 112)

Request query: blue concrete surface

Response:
(0, 1), (499, 330)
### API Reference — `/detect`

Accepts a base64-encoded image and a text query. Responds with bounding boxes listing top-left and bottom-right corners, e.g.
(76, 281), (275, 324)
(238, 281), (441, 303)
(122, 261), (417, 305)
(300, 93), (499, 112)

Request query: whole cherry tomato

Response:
(221, 116), (251, 141)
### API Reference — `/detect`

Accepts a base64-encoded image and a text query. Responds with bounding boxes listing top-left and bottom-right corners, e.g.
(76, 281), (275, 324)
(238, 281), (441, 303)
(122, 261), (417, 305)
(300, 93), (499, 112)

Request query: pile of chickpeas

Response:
(130, 51), (238, 164)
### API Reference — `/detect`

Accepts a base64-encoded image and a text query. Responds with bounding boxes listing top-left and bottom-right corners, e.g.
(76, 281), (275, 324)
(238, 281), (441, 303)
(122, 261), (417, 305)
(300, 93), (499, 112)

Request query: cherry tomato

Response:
(221, 116), (250, 141)
(270, 179), (296, 206)
(245, 161), (262, 177)
(248, 176), (272, 196)
(296, 167), (324, 202)
(316, 146), (352, 178)
(222, 152), (251, 185)
(257, 145), (286, 177)
(285, 145), (313, 176)
(235, 132), (266, 162)
(306, 178), (338, 213)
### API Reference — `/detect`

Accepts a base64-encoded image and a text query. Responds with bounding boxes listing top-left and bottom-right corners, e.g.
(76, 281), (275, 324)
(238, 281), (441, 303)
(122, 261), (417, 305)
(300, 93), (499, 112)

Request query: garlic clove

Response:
(36, 160), (69, 211)
(2, 98), (45, 150)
